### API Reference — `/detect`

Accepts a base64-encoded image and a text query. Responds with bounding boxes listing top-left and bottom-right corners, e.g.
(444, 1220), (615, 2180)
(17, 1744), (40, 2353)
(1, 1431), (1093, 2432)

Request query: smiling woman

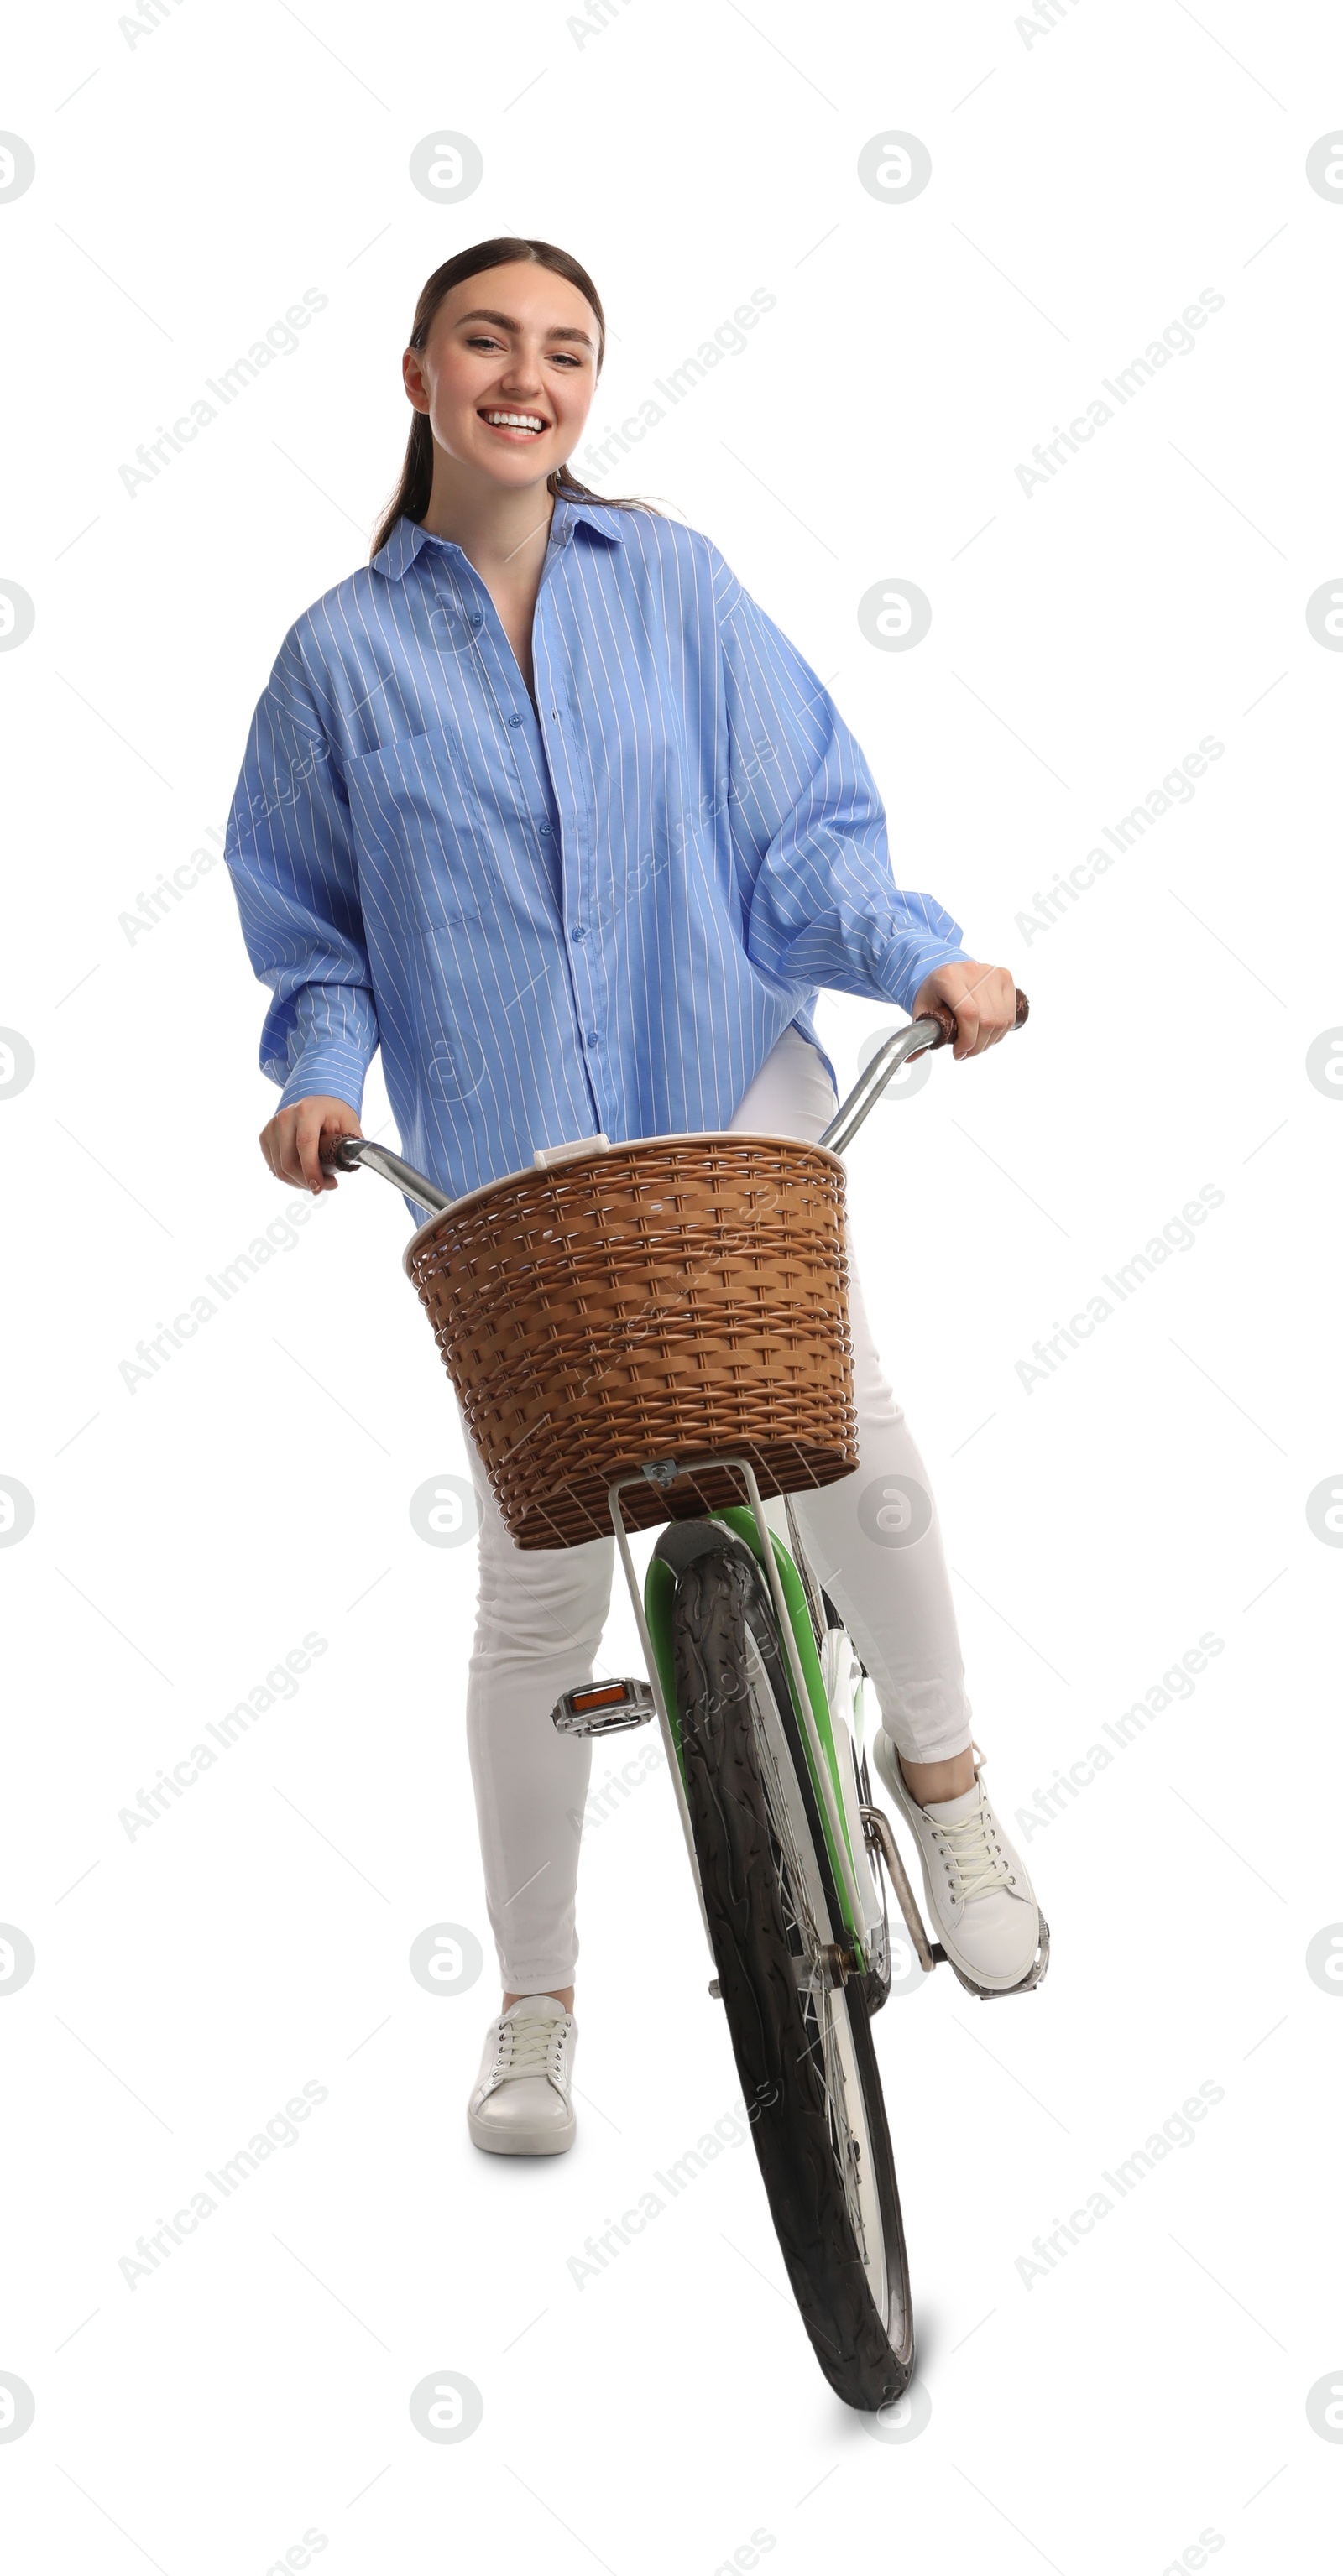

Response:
(364, 238), (666, 701)
(369, 234), (658, 558)
(223, 224), (1043, 2210)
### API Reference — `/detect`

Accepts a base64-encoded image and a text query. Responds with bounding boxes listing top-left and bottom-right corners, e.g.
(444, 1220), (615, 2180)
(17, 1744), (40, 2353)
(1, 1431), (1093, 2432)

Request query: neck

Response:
(416, 449), (557, 582)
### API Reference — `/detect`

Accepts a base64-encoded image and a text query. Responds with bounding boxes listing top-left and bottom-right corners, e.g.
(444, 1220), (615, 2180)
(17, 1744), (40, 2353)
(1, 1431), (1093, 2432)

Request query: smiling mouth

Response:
(479, 409), (549, 436)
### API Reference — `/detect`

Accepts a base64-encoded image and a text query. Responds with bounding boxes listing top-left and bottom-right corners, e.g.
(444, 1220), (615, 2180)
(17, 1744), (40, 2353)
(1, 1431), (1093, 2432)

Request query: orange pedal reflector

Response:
(551, 1677), (656, 1738)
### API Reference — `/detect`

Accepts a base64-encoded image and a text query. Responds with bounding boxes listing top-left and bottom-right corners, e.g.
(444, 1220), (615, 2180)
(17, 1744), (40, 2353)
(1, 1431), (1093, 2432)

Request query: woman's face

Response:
(404, 261), (601, 489)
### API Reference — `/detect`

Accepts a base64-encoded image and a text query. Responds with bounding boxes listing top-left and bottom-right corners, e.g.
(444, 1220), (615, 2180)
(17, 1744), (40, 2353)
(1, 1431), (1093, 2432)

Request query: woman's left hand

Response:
(911, 961), (1017, 1061)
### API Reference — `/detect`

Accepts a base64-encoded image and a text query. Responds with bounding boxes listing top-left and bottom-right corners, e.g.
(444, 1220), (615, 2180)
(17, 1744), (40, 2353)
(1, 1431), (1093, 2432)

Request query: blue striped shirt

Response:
(223, 494), (968, 1205)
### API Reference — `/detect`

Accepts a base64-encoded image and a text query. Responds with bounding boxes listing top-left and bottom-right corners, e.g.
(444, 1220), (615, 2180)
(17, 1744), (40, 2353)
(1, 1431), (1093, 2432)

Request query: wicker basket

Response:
(403, 1134), (858, 1548)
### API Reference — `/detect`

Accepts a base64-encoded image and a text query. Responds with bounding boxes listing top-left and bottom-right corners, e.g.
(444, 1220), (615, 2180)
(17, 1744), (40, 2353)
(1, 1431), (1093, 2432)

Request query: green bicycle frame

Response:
(644, 1505), (868, 1956)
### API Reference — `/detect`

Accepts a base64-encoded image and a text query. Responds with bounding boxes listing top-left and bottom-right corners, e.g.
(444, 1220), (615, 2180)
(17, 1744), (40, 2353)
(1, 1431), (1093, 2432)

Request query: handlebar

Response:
(317, 990), (1029, 1204)
(316, 1134), (454, 1212)
(818, 989), (1028, 1155)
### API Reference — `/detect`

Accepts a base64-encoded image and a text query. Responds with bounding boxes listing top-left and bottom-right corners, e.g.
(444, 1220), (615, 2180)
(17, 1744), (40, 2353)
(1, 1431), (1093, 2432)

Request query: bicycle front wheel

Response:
(656, 1523), (914, 2412)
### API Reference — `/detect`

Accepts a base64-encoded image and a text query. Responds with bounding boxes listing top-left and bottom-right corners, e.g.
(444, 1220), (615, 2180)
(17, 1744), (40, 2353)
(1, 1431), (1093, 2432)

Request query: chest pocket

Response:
(345, 729), (488, 934)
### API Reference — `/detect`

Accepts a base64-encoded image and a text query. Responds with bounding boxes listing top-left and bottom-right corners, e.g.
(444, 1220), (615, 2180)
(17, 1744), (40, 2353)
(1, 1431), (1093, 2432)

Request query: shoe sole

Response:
(870, 1733), (1043, 1995)
(467, 2105), (576, 2156)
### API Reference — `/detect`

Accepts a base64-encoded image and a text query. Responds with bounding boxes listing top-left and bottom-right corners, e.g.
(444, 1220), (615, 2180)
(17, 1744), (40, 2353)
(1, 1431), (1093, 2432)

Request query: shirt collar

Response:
(372, 491), (628, 581)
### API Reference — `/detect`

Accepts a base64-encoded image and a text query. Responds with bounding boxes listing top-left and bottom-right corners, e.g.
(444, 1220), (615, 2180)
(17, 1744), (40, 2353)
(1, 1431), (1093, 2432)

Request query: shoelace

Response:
(494, 2012), (567, 2084)
(928, 1791), (1016, 1906)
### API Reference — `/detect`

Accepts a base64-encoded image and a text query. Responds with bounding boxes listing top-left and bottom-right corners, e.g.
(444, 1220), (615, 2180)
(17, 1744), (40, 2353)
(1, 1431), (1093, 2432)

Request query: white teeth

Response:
(483, 411), (545, 430)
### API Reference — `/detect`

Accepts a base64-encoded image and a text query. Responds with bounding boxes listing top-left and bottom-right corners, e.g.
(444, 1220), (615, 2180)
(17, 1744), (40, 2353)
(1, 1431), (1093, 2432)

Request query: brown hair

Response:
(369, 237), (661, 559)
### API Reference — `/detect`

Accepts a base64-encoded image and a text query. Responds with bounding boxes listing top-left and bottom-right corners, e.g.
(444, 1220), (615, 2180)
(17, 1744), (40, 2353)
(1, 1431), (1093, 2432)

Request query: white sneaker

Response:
(468, 1995), (577, 2156)
(871, 1734), (1043, 1994)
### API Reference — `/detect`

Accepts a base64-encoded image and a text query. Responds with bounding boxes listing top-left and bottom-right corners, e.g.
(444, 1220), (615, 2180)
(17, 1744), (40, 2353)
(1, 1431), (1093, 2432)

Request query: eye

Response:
(466, 334), (504, 352)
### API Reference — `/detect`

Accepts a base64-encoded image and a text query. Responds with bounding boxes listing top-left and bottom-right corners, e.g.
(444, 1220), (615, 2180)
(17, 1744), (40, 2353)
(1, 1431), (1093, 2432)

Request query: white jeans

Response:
(461, 1026), (974, 1992)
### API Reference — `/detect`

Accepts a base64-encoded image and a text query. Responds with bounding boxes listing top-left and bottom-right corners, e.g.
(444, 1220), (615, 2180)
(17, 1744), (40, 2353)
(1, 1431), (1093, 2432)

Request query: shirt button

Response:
(585, 1031), (600, 1049)
(538, 821), (552, 836)
(572, 926), (587, 942)
(506, 713), (524, 728)
(468, 613), (483, 629)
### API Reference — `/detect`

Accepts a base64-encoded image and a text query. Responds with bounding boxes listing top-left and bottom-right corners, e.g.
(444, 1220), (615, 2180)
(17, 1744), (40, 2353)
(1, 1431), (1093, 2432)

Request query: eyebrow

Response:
(456, 306), (595, 350)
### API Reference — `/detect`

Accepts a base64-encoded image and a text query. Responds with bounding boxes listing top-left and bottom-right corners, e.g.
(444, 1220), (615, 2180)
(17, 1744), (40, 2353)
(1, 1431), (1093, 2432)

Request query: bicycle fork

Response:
(548, 1451), (957, 1996)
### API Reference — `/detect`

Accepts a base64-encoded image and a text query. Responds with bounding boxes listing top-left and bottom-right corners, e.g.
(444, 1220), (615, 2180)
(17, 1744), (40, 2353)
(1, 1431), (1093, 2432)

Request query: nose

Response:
(498, 348), (545, 399)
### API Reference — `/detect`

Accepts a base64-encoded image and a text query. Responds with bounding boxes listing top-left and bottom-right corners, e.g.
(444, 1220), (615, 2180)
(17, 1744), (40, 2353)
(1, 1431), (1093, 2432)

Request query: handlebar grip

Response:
(318, 1135), (367, 1173)
(917, 988), (1030, 1048)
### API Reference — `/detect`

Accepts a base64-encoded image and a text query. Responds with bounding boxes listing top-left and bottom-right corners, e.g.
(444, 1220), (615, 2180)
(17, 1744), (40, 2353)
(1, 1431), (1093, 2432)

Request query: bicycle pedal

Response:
(551, 1677), (656, 1738)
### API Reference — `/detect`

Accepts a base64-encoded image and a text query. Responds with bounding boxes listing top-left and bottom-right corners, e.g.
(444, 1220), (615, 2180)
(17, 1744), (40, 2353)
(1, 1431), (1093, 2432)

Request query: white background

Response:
(3, 3), (1340, 2570)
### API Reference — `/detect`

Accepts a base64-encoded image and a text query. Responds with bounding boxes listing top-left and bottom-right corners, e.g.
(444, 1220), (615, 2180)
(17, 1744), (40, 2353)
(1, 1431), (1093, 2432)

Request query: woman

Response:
(223, 237), (1043, 2157)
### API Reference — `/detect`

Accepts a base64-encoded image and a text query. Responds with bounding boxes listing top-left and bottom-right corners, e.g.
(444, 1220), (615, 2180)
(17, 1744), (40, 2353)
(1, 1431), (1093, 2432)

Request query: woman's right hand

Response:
(260, 1095), (363, 1194)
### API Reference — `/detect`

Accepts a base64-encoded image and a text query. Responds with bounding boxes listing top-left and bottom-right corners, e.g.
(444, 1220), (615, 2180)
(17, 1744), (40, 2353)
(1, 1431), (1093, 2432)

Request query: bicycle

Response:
(321, 993), (1047, 2412)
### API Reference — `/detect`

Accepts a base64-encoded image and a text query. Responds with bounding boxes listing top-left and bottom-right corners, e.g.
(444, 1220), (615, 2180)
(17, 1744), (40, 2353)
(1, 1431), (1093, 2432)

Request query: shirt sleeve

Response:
(222, 628), (379, 1116)
(714, 558), (969, 1016)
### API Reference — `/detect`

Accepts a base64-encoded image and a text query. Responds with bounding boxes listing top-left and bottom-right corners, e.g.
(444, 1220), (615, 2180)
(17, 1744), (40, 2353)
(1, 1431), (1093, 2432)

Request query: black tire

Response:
(659, 1525), (914, 2411)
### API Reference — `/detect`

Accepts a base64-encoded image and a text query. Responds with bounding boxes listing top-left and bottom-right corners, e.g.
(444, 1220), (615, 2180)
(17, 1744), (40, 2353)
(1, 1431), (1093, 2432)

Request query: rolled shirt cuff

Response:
(879, 934), (971, 1019)
(275, 1045), (371, 1119)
